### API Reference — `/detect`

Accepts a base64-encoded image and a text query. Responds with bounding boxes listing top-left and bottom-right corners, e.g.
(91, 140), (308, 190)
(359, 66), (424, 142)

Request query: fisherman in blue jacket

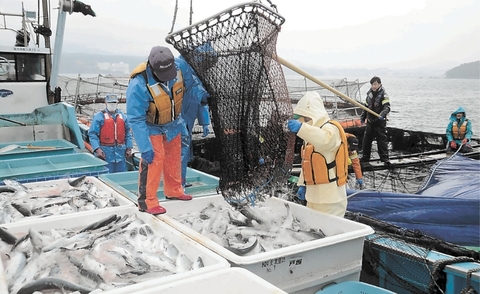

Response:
(446, 106), (473, 154)
(179, 55), (211, 187)
(126, 46), (210, 215)
(88, 94), (133, 173)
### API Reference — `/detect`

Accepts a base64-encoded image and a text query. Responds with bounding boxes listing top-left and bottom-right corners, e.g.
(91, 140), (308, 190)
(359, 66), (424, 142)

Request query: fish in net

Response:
(166, 2), (295, 206)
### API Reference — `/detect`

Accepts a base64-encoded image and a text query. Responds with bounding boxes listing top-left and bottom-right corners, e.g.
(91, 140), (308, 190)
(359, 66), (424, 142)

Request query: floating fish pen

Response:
(0, 206), (229, 294)
(157, 195), (374, 294)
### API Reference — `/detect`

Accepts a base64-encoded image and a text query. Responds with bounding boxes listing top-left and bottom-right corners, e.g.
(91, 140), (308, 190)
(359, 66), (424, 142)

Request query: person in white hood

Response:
(287, 91), (349, 217)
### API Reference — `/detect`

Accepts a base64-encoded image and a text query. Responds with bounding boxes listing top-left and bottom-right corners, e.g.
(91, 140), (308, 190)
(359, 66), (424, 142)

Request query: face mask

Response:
(106, 103), (117, 112)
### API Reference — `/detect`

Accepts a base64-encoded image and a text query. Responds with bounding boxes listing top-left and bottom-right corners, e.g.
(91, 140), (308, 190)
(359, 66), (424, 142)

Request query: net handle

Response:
(277, 56), (381, 118)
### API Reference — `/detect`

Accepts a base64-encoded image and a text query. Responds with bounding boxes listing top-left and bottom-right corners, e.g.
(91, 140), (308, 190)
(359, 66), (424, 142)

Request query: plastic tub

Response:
(133, 267), (288, 294)
(0, 176), (135, 225)
(0, 206), (230, 294)
(157, 195), (374, 294)
(0, 139), (77, 160)
(98, 168), (219, 202)
(0, 153), (107, 182)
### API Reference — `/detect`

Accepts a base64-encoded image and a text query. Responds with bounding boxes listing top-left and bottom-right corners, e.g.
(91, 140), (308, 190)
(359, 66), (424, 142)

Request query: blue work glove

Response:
(259, 157), (265, 165)
(202, 125), (209, 137)
(141, 150), (154, 164)
(288, 119), (302, 133)
(378, 116), (385, 121)
(356, 178), (364, 186)
(296, 186), (306, 201)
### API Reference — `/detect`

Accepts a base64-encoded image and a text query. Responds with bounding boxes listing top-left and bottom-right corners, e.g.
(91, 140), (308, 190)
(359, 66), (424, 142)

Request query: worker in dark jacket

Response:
(360, 76), (391, 165)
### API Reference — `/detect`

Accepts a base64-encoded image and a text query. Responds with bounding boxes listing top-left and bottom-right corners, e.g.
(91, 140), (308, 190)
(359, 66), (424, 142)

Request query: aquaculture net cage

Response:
(345, 212), (479, 294)
(166, 2), (295, 206)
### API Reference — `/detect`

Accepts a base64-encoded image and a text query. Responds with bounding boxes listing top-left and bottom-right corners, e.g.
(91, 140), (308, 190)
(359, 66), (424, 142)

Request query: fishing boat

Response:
(1, 1), (479, 294)
(0, 0), (105, 179)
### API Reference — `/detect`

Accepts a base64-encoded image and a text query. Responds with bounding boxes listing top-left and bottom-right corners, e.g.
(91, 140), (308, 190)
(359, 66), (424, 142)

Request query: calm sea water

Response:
(64, 74), (480, 137)
(374, 77), (480, 135)
(288, 76), (480, 136)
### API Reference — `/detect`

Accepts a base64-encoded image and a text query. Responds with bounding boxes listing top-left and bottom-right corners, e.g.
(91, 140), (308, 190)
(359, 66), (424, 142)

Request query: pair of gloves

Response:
(450, 138), (468, 149)
(95, 147), (133, 160)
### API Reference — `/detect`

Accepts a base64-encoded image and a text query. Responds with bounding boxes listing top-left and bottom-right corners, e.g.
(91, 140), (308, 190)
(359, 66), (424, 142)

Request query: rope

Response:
(420, 142), (464, 191)
(168, 0), (179, 34)
(460, 268), (480, 294)
(428, 256), (475, 293)
(169, 0), (194, 34)
(189, 0), (193, 25)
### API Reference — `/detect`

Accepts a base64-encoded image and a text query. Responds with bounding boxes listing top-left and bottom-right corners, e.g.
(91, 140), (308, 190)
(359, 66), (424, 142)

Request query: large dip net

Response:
(166, 2), (295, 206)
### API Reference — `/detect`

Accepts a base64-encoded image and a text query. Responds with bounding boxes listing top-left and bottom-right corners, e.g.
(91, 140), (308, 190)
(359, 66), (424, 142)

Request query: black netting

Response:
(166, 3), (295, 206)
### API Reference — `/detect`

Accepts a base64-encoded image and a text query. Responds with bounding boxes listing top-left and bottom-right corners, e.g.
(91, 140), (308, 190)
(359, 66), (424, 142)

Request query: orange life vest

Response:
(130, 62), (184, 125)
(301, 120), (349, 186)
(99, 112), (126, 146)
(452, 120), (468, 140)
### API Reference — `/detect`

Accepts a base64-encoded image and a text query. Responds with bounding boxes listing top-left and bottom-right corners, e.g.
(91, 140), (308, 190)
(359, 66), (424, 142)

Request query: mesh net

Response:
(345, 212), (479, 293)
(166, 2), (295, 206)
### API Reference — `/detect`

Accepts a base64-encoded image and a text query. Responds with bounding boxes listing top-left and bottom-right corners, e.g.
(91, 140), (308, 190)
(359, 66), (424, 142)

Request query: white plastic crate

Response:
(134, 267), (288, 294)
(158, 195), (374, 294)
(0, 206), (230, 294)
(0, 176), (135, 226)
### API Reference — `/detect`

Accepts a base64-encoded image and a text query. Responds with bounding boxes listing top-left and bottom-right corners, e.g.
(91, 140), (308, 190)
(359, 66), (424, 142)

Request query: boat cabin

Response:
(0, 45), (50, 114)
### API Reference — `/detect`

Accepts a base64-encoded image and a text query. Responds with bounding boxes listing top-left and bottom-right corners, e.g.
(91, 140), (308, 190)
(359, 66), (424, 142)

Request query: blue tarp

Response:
(347, 155), (480, 246)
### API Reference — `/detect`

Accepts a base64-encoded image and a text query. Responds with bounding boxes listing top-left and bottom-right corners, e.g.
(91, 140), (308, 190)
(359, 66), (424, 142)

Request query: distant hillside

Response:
(445, 61), (480, 79)
(59, 52), (472, 78)
(60, 53), (144, 75)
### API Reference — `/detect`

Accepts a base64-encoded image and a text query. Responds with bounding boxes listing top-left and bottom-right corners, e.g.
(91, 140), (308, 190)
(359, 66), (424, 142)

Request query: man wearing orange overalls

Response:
(127, 46), (209, 215)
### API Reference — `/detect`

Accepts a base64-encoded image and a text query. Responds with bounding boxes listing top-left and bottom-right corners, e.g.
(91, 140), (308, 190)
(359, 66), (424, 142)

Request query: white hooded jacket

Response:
(294, 91), (347, 204)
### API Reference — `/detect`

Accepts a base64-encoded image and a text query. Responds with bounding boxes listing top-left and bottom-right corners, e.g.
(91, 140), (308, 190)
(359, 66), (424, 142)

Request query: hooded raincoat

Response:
(446, 106), (472, 144)
(294, 91), (348, 217)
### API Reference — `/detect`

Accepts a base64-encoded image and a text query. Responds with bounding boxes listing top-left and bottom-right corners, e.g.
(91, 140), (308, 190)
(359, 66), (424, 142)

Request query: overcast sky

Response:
(1, 0), (479, 70)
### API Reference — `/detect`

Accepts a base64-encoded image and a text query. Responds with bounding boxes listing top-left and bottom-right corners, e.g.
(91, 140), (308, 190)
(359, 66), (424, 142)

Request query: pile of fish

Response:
(0, 177), (122, 224)
(0, 213), (205, 294)
(176, 201), (327, 256)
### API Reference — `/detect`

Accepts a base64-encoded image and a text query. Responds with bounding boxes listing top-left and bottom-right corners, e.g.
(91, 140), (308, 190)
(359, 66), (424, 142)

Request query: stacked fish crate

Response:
(0, 177), (234, 293)
(156, 195), (374, 294)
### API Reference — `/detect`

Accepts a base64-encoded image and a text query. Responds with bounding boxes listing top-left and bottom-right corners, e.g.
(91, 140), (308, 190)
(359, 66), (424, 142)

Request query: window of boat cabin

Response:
(0, 53), (46, 82)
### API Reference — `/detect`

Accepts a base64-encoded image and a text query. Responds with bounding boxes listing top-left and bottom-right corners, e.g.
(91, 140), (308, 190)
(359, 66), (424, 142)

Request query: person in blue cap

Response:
(446, 106), (473, 154)
(88, 93), (133, 173)
(127, 45), (209, 215)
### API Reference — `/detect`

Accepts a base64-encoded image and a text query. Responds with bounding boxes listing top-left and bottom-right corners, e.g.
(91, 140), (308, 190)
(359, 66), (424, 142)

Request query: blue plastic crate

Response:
(0, 139), (77, 160)
(317, 281), (396, 294)
(0, 153), (107, 183)
(10, 167), (110, 184)
(98, 168), (219, 203)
